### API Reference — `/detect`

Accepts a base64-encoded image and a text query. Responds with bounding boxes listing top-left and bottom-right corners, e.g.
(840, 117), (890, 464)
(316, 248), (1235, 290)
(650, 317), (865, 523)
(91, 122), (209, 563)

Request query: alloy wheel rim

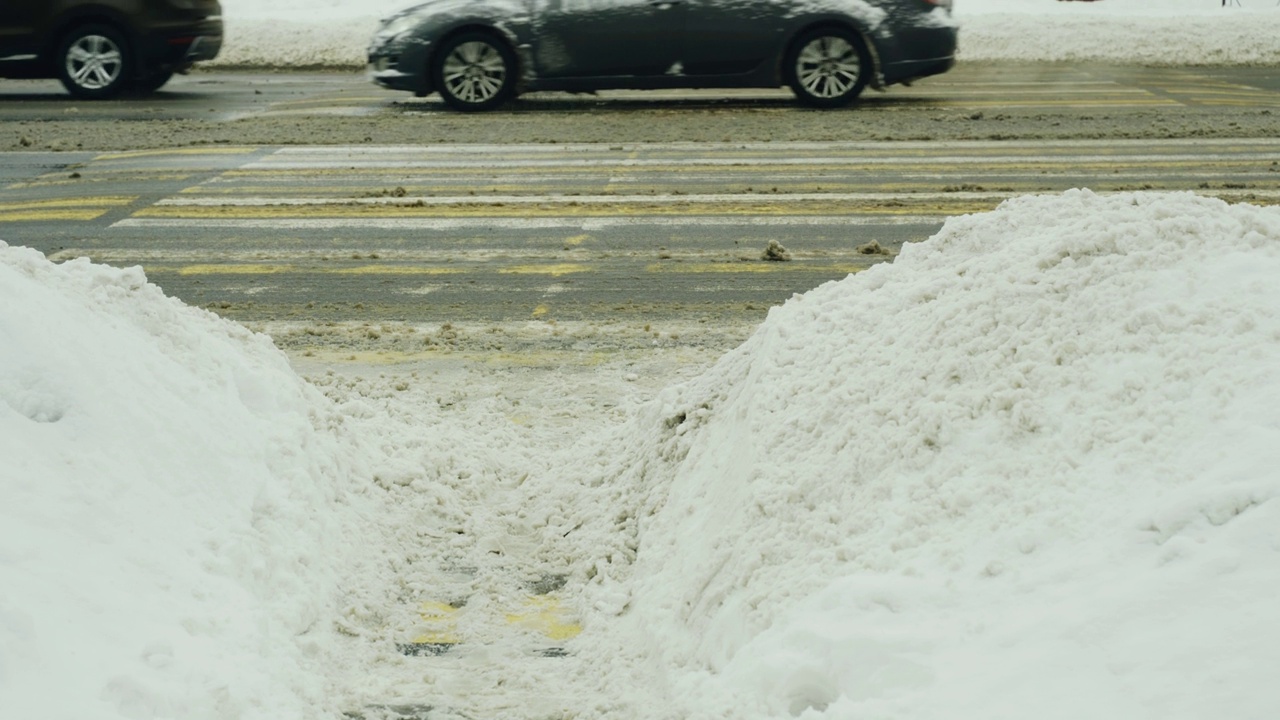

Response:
(66, 35), (123, 90)
(796, 36), (860, 99)
(442, 41), (507, 104)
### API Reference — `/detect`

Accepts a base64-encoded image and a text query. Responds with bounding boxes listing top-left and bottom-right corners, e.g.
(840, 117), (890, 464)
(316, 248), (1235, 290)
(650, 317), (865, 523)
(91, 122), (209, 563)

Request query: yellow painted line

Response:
(168, 264), (486, 276)
(204, 159), (1278, 182)
(532, 304), (550, 317)
(0, 196), (136, 210)
(11, 173), (194, 190)
(133, 200), (1001, 219)
(0, 209), (109, 222)
(177, 264), (292, 276)
(0, 195), (136, 222)
(411, 601), (461, 645)
(160, 262), (586, 275)
(332, 265), (465, 276)
(647, 262), (866, 274)
(499, 264), (590, 276)
(505, 596), (582, 642)
(93, 147), (259, 161)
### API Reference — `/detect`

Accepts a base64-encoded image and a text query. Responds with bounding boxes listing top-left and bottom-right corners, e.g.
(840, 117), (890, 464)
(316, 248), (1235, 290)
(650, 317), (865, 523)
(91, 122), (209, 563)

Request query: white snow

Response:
(6, 189), (1280, 718)
(6, 2), (1280, 719)
(0, 247), (380, 719)
(530, 190), (1280, 719)
(212, 0), (1280, 68)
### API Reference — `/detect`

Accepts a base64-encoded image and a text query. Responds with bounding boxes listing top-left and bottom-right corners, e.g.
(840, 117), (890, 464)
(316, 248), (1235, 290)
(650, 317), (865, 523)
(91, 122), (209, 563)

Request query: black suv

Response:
(0, 0), (223, 99)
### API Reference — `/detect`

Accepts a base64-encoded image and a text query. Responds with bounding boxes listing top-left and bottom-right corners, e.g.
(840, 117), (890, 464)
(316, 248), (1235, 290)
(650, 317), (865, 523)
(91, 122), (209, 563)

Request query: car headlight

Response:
(374, 13), (422, 45)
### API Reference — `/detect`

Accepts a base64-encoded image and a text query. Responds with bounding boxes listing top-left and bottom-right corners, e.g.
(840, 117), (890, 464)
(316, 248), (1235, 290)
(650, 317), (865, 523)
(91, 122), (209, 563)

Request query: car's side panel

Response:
(367, 0), (958, 104)
(871, 4), (957, 85)
(680, 0), (785, 77)
(0, 2), (44, 60)
(530, 0), (685, 79)
(1, 0), (222, 85)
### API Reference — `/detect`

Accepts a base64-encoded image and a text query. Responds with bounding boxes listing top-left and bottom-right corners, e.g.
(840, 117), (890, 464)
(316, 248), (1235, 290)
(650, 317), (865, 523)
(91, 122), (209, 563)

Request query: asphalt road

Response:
(3, 63), (1280, 149)
(2, 64), (1279, 359)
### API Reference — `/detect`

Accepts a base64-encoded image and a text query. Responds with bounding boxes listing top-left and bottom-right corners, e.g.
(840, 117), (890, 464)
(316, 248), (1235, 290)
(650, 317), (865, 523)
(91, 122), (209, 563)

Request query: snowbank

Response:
(211, 0), (1280, 68)
(542, 191), (1280, 718)
(0, 244), (373, 720)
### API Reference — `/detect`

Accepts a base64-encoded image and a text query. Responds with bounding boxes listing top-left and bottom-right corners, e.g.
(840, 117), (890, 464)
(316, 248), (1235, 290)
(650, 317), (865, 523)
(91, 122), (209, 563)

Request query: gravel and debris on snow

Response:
(4, 190), (1280, 719)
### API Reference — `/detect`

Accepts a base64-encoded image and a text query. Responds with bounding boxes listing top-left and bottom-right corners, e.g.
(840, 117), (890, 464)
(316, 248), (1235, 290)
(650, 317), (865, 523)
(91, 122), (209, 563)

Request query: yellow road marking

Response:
(133, 200), (1001, 219)
(93, 147), (258, 161)
(532, 304), (550, 317)
(0, 196), (136, 210)
(170, 264), (577, 277)
(0, 196), (136, 222)
(1, 209), (109, 222)
(411, 601), (461, 645)
(647, 262), (866, 274)
(214, 158), (1252, 179)
(332, 265), (465, 275)
(499, 264), (590, 276)
(505, 596), (582, 642)
(174, 264), (468, 276)
(177, 264), (291, 275)
(10, 173), (193, 190)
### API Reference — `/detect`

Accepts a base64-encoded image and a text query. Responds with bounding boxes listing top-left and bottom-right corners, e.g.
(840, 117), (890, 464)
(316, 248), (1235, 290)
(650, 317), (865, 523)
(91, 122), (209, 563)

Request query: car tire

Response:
(784, 26), (871, 109)
(56, 24), (132, 100)
(431, 31), (517, 112)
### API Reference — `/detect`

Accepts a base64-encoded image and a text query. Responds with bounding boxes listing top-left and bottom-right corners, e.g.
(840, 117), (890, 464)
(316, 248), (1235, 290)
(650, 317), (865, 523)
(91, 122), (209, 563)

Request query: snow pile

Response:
(0, 244), (372, 720)
(210, 0), (1280, 68)
(546, 191), (1280, 718)
(958, 2), (1280, 65)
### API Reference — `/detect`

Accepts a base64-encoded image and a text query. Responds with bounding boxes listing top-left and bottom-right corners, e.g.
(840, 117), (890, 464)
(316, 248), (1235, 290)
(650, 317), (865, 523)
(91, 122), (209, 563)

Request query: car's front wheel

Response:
(57, 24), (132, 100)
(431, 31), (517, 112)
(785, 27), (871, 109)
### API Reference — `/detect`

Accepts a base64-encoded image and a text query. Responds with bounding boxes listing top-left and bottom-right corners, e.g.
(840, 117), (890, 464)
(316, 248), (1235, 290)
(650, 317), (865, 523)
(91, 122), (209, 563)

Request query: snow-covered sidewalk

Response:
(210, 0), (1280, 68)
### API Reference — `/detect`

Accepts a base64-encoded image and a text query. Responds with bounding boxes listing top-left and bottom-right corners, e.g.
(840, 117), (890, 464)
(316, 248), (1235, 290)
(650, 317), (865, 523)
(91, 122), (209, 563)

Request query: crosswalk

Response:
(3, 139), (1280, 356)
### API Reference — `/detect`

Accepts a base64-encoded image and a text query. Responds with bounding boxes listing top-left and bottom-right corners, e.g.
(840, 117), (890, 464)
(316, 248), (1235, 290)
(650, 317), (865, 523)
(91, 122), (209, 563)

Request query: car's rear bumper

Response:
(879, 23), (957, 86)
(140, 17), (223, 68)
(883, 54), (955, 86)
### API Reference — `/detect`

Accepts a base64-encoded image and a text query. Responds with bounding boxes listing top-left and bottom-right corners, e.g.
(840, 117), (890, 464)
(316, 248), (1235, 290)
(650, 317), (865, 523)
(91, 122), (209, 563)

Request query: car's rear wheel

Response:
(57, 24), (132, 100)
(785, 27), (870, 109)
(432, 31), (516, 112)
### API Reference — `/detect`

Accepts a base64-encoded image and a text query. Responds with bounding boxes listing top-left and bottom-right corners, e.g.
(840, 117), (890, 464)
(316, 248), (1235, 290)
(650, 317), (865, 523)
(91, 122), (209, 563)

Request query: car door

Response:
(680, 0), (783, 76)
(0, 1), (44, 59)
(531, 0), (685, 79)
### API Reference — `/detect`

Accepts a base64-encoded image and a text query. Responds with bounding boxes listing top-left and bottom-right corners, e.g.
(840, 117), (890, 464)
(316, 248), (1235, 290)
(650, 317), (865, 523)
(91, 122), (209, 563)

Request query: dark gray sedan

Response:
(368, 0), (957, 111)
